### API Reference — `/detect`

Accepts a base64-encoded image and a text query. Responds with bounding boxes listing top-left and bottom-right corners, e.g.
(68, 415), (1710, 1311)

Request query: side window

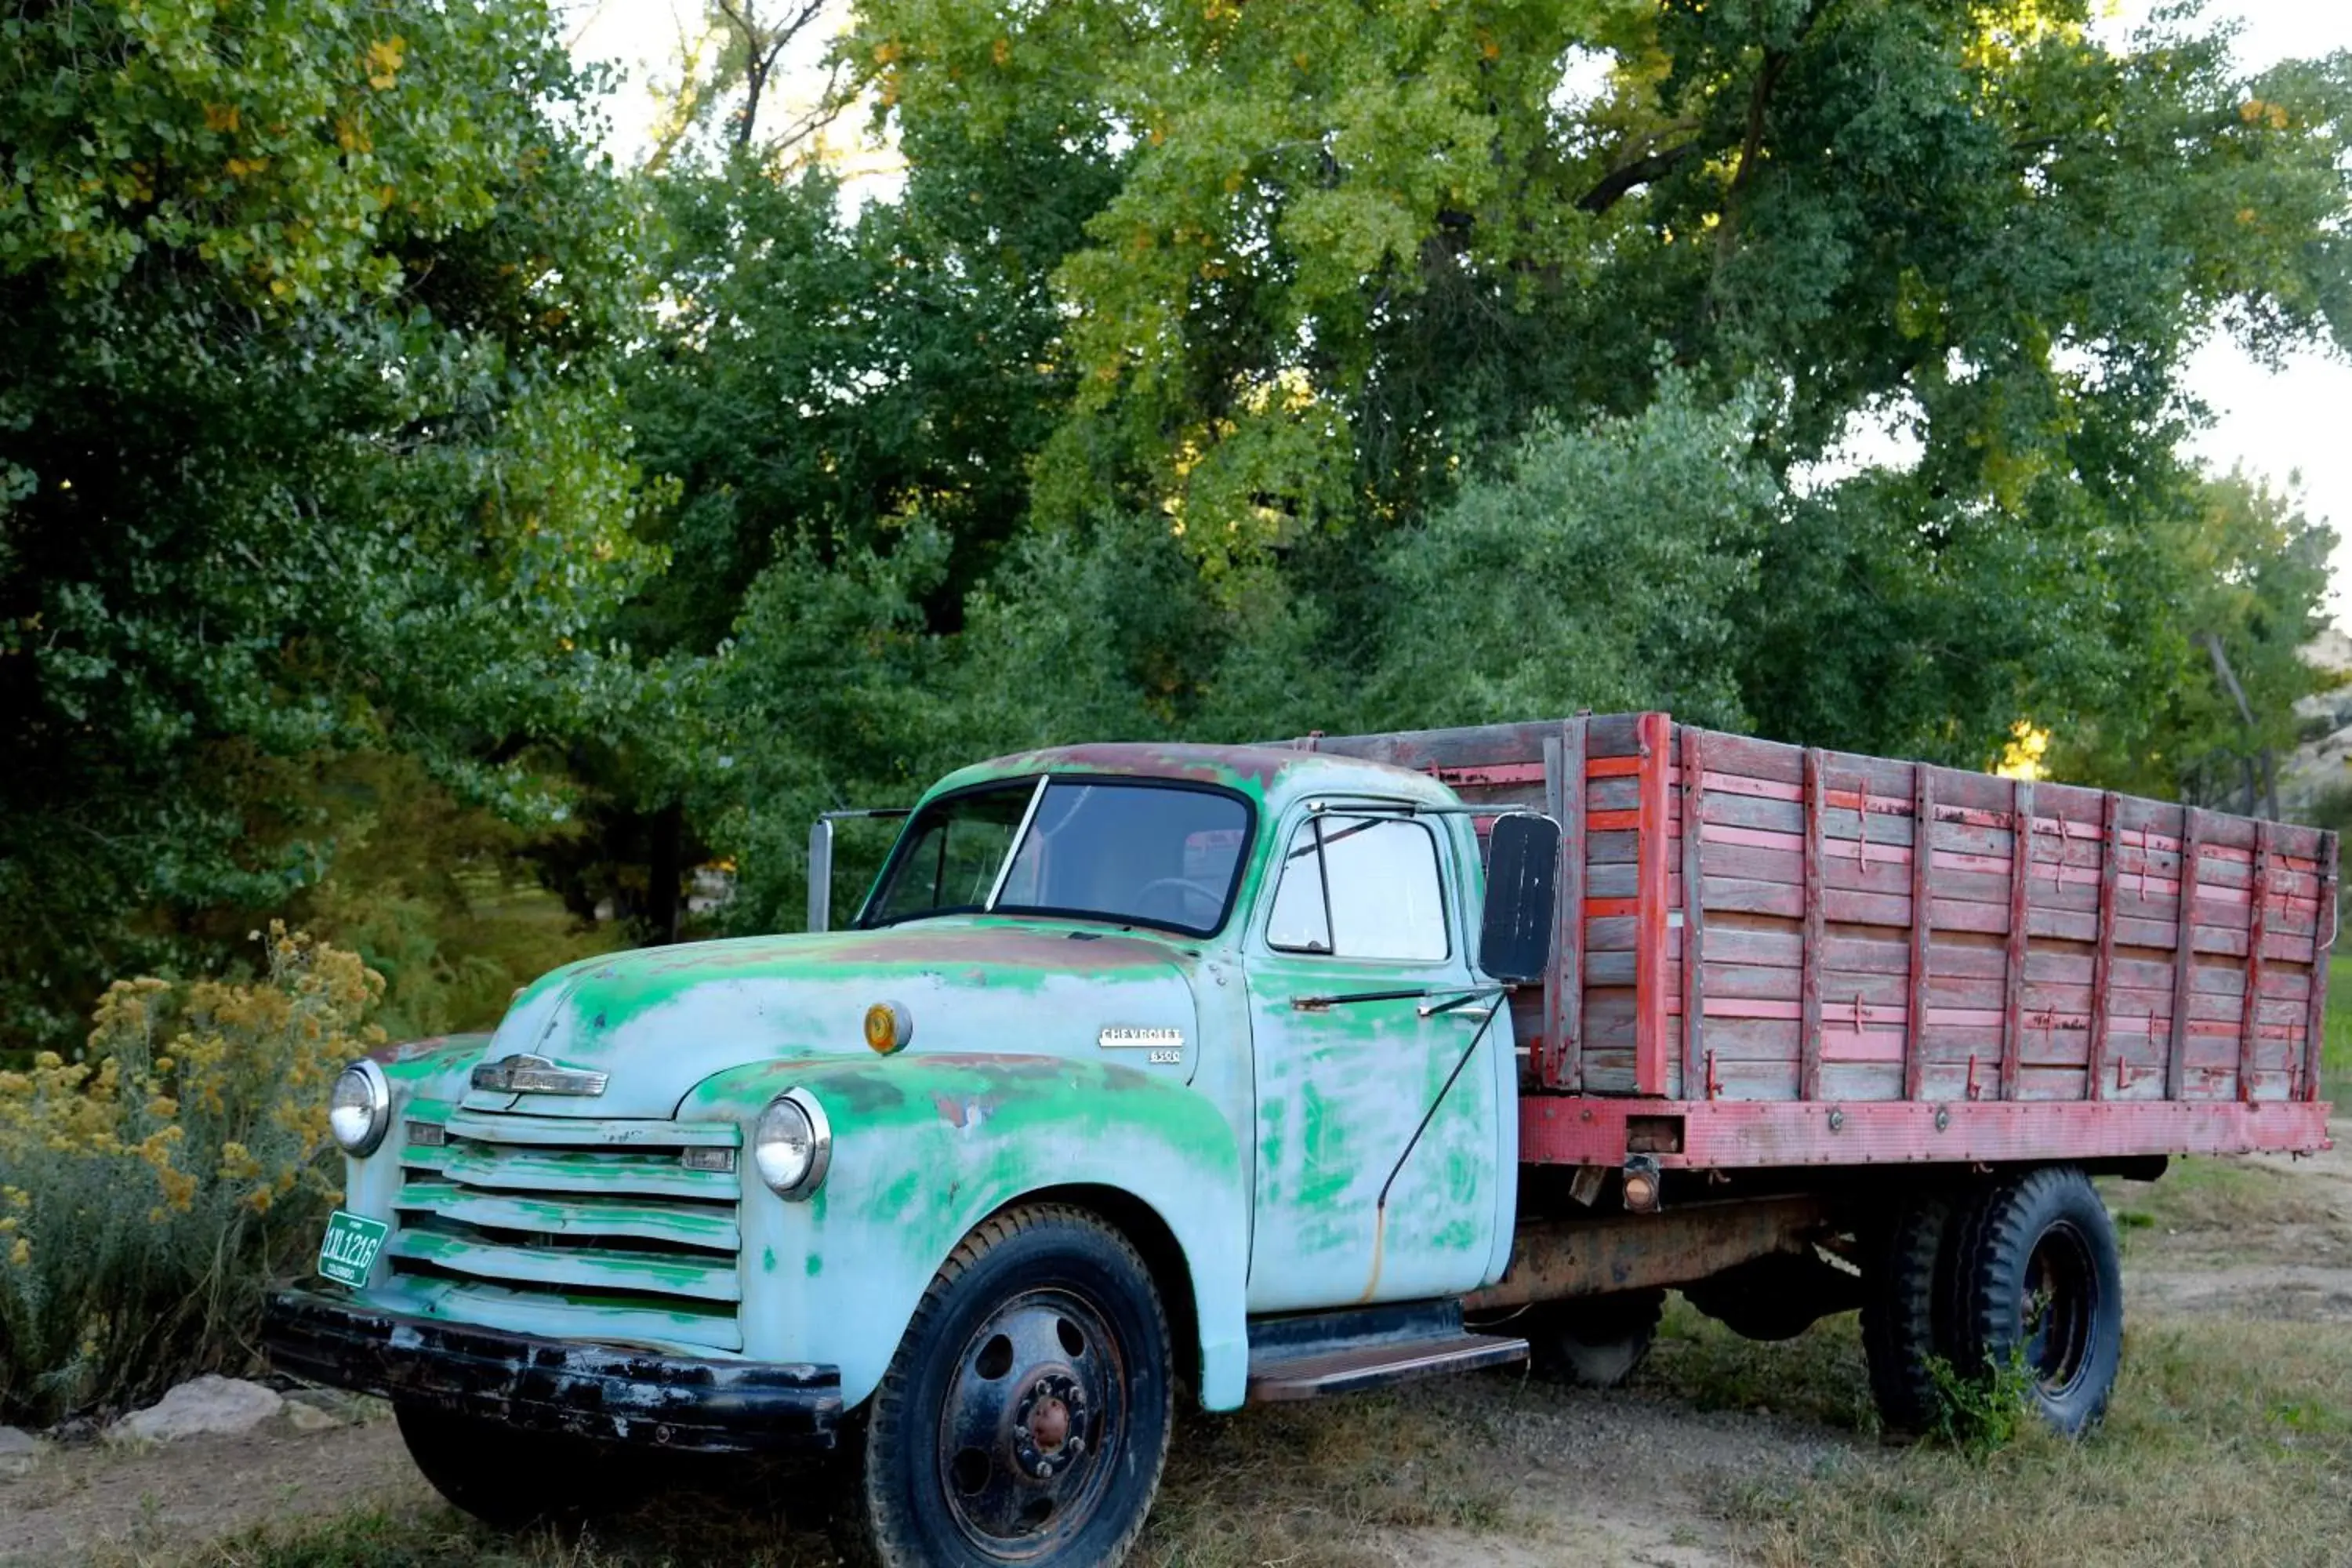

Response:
(1266, 814), (1449, 961)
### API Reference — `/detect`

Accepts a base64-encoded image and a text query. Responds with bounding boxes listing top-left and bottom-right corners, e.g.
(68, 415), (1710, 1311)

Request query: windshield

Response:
(862, 778), (1252, 935)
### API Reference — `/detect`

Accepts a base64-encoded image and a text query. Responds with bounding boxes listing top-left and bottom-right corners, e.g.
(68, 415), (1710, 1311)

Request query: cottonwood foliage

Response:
(1, 0), (655, 1044)
(2, 0), (2348, 1033)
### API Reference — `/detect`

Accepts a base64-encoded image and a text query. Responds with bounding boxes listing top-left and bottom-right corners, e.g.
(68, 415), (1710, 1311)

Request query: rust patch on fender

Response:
(367, 1033), (490, 1067)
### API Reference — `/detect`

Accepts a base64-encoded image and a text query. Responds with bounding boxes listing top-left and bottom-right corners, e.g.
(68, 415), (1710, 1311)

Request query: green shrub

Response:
(0, 927), (381, 1427)
(1924, 1351), (2038, 1458)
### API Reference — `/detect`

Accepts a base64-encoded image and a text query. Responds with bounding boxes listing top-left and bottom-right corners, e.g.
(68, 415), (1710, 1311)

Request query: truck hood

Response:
(470, 920), (1207, 1120)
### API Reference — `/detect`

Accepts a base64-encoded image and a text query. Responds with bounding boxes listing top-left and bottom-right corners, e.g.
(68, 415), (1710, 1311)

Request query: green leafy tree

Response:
(0, 0), (653, 1048)
(848, 0), (2352, 775)
(601, 67), (1129, 932)
(2047, 471), (2337, 805)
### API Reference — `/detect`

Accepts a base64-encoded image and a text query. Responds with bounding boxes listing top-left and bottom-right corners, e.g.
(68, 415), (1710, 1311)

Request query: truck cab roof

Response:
(927, 741), (1457, 812)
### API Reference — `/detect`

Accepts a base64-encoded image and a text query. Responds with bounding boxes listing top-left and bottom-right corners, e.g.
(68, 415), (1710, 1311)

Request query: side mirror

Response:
(808, 807), (913, 933)
(808, 818), (837, 933)
(1479, 813), (1560, 985)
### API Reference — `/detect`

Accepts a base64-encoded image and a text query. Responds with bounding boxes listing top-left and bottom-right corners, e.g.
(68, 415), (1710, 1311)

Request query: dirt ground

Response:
(7, 1130), (2346, 1568)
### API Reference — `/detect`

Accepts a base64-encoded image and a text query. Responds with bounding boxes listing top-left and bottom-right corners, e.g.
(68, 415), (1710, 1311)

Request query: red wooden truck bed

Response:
(1301, 713), (2338, 1171)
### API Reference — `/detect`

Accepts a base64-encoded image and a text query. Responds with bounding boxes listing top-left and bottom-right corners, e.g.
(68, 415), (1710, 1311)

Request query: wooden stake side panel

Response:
(1672, 727), (2330, 1108)
(1306, 713), (2337, 1116)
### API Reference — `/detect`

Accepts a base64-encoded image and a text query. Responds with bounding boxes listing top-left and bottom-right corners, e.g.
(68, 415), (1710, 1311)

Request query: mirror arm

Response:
(1291, 986), (1443, 1012)
(807, 806), (913, 934)
(1417, 984), (1508, 1018)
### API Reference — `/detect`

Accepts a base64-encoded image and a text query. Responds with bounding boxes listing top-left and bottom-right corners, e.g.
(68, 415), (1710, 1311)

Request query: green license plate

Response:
(318, 1209), (390, 1287)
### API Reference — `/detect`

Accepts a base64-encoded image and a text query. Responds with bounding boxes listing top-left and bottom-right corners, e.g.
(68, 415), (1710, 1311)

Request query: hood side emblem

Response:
(470, 1054), (609, 1097)
(1098, 1026), (1184, 1051)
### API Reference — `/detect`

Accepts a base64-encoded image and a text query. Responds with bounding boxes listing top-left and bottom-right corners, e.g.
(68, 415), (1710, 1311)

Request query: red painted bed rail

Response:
(1522, 1094), (2332, 1167)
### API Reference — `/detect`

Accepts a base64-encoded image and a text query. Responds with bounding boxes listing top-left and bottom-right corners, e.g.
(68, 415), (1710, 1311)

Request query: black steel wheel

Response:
(393, 1403), (650, 1529)
(1950, 1165), (2124, 1436)
(837, 1204), (1171, 1568)
(1526, 1289), (1664, 1388)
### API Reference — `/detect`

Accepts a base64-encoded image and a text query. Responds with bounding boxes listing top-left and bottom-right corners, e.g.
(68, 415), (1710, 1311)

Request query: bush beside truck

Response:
(0, 927), (380, 1428)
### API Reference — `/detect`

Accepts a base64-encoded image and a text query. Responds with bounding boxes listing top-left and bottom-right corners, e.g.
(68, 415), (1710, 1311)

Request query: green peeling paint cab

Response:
(268, 741), (1546, 1566)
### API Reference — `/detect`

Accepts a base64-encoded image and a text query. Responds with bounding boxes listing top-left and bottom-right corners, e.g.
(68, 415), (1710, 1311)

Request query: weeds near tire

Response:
(1924, 1351), (2038, 1457)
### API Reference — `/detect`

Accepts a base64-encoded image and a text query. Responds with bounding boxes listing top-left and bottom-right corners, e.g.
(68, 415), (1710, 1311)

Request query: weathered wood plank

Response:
(1555, 715), (1588, 1091)
(2168, 808), (2205, 1099)
(1682, 726), (1708, 1103)
(1635, 713), (1673, 1095)
(1541, 726), (1566, 1089)
(2241, 818), (2272, 1103)
(1905, 765), (1935, 1100)
(2001, 780), (2034, 1102)
(2088, 790), (2120, 1101)
(1800, 748), (1827, 1101)
(2304, 834), (2339, 1102)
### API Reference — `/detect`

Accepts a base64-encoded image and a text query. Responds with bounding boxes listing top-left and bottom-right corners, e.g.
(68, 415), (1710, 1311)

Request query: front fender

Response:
(683, 1054), (1249, 1411)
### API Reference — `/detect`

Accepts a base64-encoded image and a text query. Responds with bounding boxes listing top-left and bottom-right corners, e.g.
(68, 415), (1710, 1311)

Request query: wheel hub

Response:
(1013, 1374), (1087, 1475)
(2022, 1221), (2097, 1396)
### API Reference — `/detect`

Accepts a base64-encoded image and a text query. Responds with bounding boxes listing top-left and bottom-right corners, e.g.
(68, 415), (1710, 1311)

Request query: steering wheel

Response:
(1132, 877), (1222, 920)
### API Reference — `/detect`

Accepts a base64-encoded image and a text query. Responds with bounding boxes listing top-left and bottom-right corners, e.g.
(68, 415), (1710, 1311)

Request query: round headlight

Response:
(328, 1060), (390, 1156)
(753, 1088), (831, 1200)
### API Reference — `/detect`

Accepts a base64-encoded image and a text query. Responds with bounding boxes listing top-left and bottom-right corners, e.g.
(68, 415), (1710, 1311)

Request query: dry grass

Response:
(80, 1396), (1529, 1568)
(65, 1308), (2352, 1568)
(1724, 1315), (2352, 1567)
(2103, 1156), (2339, 1242)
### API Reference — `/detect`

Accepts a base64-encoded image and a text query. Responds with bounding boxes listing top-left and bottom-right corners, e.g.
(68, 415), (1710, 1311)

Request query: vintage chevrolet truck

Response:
(266, 713), (2339, 1566)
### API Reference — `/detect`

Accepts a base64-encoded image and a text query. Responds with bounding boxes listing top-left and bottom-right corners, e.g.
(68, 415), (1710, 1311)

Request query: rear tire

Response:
(394, 1403), (649, 1529)
(1526, 1290), (1663, 1388)
(835, 1204), (1172, 1568)
(1861, 1191), (1959, 1435)
(1948, 1165), (2124, 1437)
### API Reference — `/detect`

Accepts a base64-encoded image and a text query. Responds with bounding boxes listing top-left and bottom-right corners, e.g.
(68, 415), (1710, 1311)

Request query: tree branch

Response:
(1576, 143), (1704, 213)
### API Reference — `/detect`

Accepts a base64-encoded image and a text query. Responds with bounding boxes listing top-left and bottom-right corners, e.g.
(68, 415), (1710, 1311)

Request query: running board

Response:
(1243, 1300), (1528, 1403)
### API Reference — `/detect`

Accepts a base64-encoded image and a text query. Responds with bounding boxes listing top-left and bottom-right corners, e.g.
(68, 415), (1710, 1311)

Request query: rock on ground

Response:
(0, 1425), (38, 1479)
(109, 1377), (285, 1443)
(284, 1401), (343, 1433)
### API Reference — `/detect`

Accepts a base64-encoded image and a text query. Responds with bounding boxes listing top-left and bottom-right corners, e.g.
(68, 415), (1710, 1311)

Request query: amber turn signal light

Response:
(864, 1000), (913, 1054)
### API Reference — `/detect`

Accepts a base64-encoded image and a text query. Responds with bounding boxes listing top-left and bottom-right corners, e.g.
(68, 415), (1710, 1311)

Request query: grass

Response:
(2104, 1153), (2337, 1244)
(62, 1310), (2352, 1568)
(1724, 1315), (2352, 1567)
(2325, 954), (2352, 1107)
(78, 1396), (1530, 1568)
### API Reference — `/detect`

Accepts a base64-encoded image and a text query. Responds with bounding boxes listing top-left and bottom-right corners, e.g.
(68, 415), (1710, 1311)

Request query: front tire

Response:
(837, 1204), (1173, 1568)
(393, 1403), (649, 1529)
(1949, 1166), (2125, 1437)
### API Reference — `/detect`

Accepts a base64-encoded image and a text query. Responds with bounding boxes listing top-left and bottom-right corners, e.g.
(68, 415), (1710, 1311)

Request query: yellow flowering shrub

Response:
(0, 926), (384, 1425)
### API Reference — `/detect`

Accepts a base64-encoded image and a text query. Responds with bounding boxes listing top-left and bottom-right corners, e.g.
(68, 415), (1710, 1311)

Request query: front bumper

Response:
(263, 1290), (843, 1453)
